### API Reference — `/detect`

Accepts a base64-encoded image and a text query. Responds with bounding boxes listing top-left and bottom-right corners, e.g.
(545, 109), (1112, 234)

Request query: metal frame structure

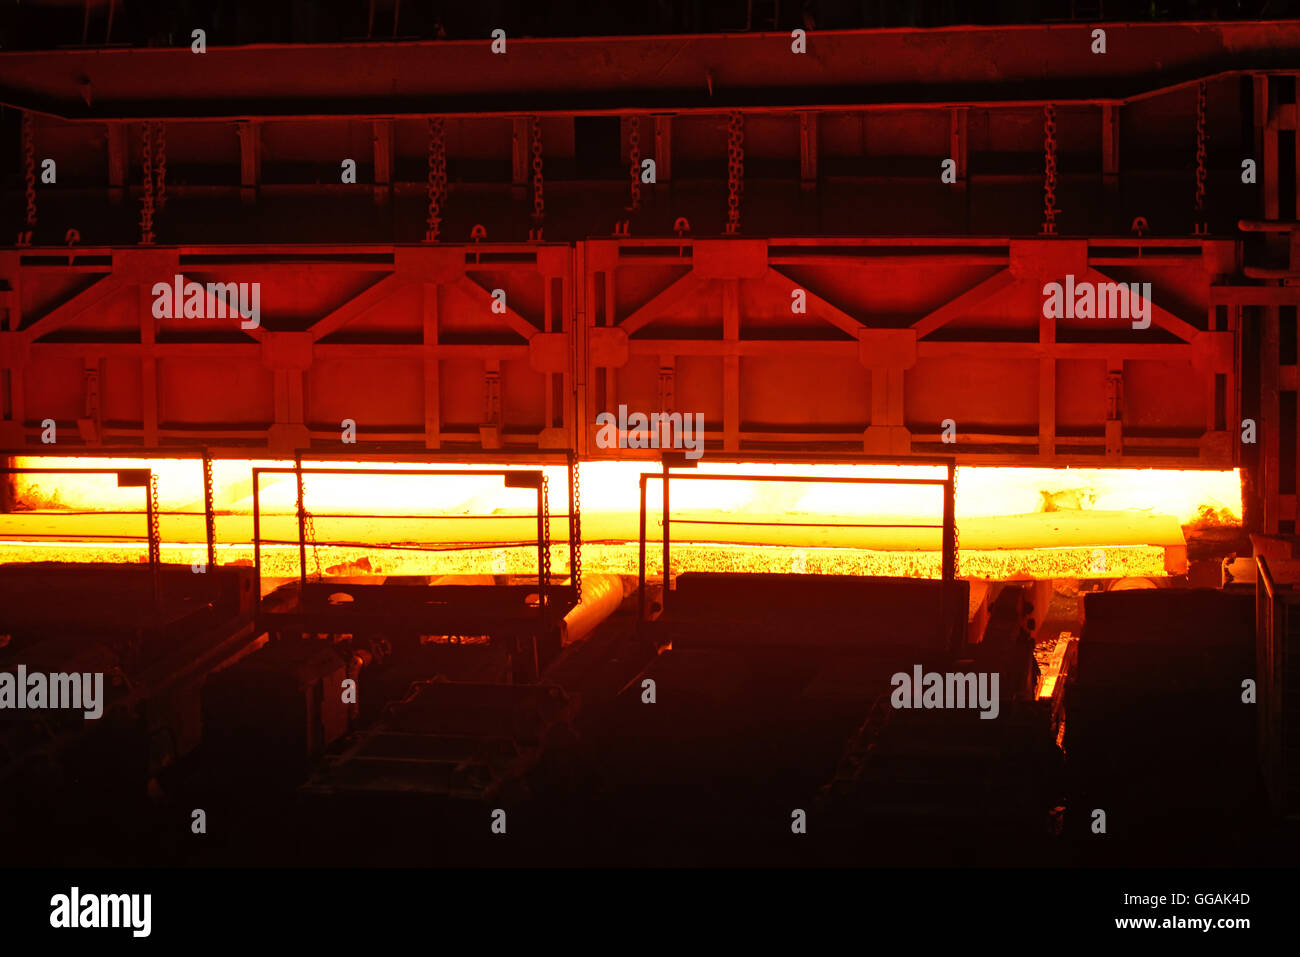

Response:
(0, 464), (160, 597)
(636, 453), (958, 640)
(1, 446), (222, 570)
(249, 463), (557, 628)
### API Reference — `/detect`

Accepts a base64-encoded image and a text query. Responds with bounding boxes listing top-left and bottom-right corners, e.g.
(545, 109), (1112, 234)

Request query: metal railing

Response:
(0, 466), (162, 600)
(636, 453), (958, 636)
(250, 464), (555, 628)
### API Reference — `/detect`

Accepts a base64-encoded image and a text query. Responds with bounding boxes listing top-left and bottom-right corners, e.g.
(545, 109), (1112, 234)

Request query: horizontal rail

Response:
(637, 461), (958, 635)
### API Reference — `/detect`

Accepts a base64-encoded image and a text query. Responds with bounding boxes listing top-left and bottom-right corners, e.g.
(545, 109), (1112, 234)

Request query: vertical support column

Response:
(107, 123), (127, 207)
(653, 116), (672, 184)
(799, 111), (818, 194)
(603, 259), (618, 415)
(1040, 297), (1056, 459)
(237, 121), (261, 207)
(273, 369), (307, 446)
(657, 354), (675, 440)
(1105, 360), (1124, 459)
(1102, 104), (1120, 230)
(1262, 78), (1280, 222)
(0, 255), (24, 447)
(722, 279), (740, 451)
(1262, 305), (1281, 532)
(372, 119), (394, 206)
(78, 359), (101, 444)
(422, 283), (440, 449)
(1293, 76), (1300, 222)
(139, 279), (159, 447)
(481, 359), (502, 449)
(573, 243), (590, 457)
(511, 117), (530, 201)
(949, 107), (968, 230)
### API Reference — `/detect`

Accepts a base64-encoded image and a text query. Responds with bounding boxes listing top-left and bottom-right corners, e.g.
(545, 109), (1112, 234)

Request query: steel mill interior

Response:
(1, 6), (1298, 871)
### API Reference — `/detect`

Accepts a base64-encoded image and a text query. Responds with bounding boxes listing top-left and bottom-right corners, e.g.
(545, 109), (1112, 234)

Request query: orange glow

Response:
(2, 458), (1240, 583)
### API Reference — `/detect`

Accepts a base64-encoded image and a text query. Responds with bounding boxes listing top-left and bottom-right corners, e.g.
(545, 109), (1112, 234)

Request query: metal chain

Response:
(301, 487), (323, 581)
(726, 111), (743, 234)
(148, 473), (161, 568)
(425, 116), (447, 242)
(22, 111), (36, 230)
(530, 116), (544, 233)
(203, 453), (216, 568)
(154, 121), (167, 213)
(1041, 104), (1058, 235)
(1194, 80), (1208, 219)
(952, 467), (960, 577)
(628, 115), (641, 213)
(139, 123), (156, 245)
(541, 473), (552, 596)
(570, 460), (582, 601)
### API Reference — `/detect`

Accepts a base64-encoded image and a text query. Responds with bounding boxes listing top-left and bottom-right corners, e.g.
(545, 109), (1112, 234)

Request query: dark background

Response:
(3, 0), (1300, 50)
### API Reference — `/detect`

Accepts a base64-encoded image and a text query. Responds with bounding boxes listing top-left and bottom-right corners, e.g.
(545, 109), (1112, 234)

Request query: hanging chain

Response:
(139, 123), (156, 245)
(153, 121), (167, 213)
(627, 115), (642, 213)
(22, 111), (36, 232)
(1194, 80), (1208, 226)
(203, 453), (216, 568)
(541, 473), (552, 597)
(300, 479), (323, 581)
(530, 116), (544, 236)
(726, 111), (744, 235)
(1041, 104), (1058, 235)
(952, 467), (960, 578)
(148, 473), (162, 568)
(570, 460), (582, 601)
(425, 116), (447, 242)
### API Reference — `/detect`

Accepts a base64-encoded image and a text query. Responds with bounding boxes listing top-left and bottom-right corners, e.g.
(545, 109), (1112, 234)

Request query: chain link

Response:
(139, 123), (156, 245)
(570, 460), (582, 602)
(294, 466), (324, 581)
(302, 492), (323, 581)
(726, 111), (744, 235)
(22, 111), (36, 230)
(952, 467), (960, 578)
(541, 473), (552, 599)
(1195, 80), (1208, 218)
(203, 453), (216, 568)
(148, 473), (161, 568)
(425, 116), (447, 242)
(1041, 104), (1058, 235)
(627, 115), (641, 213)
(530, 116), (544, 233)
(154, 121), (167, 213)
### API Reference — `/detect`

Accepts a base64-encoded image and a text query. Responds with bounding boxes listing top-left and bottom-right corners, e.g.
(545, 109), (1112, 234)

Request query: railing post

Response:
(294, 452), (307, 591)
(638, 475), (648, 625)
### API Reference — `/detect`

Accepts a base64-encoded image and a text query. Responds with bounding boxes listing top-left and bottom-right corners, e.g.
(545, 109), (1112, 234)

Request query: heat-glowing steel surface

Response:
(2, 458), (1239, 581)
